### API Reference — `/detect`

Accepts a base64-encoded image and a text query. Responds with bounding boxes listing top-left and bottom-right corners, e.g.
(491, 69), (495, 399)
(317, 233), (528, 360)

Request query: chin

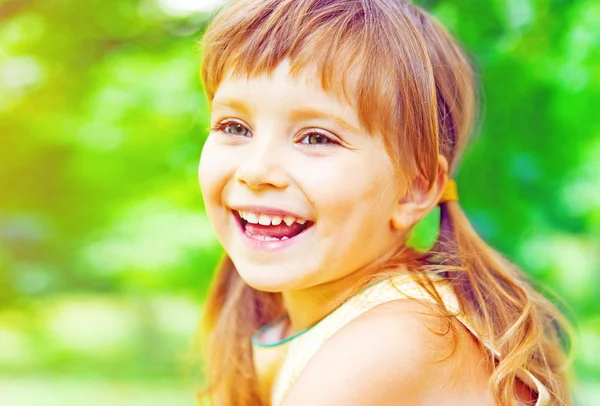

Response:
(233, 260), (314, 293)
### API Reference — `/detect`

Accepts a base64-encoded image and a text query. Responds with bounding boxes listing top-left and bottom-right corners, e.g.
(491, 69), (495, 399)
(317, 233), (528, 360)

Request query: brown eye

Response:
(224, 122), (250, 136)
(301, 133), (332, 145)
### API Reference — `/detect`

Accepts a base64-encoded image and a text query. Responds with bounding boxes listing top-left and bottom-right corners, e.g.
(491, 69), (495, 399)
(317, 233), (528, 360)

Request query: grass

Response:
(0, 376), (197, 406)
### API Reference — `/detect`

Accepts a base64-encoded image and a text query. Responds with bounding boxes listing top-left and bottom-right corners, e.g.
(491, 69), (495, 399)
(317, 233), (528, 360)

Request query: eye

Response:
(213, 120), (251, 137)
(300, 132), (335, 146)
(224, 122), (250, 136)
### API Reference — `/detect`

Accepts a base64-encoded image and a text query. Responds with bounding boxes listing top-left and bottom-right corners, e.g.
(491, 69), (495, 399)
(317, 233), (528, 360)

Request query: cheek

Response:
(198, 139), (236, 245)
(300, 154), (397, 216)
(198, 138), (228, 201)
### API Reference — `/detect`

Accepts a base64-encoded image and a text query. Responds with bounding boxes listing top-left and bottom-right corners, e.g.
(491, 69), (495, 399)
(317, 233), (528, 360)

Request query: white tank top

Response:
(252, 274), (551, 405)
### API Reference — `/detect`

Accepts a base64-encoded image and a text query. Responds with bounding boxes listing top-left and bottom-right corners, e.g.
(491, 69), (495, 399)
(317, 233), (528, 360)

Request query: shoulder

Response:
(282, 299), (494, 406)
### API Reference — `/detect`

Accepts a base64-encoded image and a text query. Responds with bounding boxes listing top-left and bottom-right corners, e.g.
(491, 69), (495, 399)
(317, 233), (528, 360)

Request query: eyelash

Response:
(211, 119), (250, 137)
(211, 119), (339, 146)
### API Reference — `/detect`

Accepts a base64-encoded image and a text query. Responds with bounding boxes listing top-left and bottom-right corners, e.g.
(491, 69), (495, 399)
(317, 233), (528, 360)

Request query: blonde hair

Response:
(198, 0), (573, 404)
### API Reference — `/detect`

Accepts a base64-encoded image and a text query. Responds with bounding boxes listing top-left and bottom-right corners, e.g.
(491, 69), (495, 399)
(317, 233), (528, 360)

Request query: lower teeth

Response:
(246, 233), (291, 241)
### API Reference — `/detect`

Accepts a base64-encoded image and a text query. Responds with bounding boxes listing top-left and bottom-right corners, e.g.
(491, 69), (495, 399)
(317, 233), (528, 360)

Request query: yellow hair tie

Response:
(439, 179), (458, 204)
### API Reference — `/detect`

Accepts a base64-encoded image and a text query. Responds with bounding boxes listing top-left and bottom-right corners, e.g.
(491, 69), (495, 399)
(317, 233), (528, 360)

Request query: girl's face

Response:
(199, 62), (408, 292)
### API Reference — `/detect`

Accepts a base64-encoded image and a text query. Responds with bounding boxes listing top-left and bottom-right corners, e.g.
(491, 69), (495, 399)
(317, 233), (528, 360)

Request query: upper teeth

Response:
(238, 211), (307, 226)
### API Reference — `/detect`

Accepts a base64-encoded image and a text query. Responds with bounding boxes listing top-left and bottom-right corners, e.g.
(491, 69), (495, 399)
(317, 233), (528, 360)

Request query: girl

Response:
(197, 0), (573, 405)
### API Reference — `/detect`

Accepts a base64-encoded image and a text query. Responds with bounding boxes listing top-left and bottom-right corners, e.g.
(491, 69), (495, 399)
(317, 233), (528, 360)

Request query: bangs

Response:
(202, 0), (383, 129)
(201, 0), (466, 182)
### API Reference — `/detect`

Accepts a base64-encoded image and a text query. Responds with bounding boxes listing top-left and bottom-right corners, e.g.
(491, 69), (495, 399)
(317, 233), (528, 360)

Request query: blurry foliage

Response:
(0, 0), (219, 304)
(0, 0), (599, 403)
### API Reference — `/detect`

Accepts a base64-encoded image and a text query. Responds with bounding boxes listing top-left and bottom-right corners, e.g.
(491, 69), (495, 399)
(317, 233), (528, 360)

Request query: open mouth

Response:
(233, 210), (313, 242)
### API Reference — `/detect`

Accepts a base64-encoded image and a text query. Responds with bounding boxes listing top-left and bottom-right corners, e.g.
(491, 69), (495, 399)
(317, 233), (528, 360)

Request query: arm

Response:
(281, 300), (494, 406)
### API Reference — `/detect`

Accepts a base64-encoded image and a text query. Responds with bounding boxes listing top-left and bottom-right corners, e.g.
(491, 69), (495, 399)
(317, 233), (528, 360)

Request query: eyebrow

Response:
(211, 99), (360, 134)
(211, 99), (252, 116)
(289, 107), (361, 135)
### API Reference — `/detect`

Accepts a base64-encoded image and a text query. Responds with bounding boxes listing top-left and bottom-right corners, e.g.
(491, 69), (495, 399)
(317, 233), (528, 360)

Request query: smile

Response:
(232, 209), (313, 245)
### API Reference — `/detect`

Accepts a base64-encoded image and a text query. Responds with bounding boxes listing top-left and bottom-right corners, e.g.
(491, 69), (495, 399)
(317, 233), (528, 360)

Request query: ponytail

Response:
(199, 255), (283, 405)
(415, 7), (574, 402)
(425, 200), (574, 405)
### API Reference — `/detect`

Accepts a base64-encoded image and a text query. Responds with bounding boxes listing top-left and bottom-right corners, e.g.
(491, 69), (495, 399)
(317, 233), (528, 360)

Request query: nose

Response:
(234, 135), (288, 190)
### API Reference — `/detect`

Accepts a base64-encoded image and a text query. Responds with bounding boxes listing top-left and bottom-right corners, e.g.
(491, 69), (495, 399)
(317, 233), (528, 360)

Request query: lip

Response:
(231, 209), (313, 252)
(230, 205), (312, 221)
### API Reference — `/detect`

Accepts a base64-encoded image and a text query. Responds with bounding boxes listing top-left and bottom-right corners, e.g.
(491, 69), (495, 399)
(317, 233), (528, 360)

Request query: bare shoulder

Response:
(282, 299), (494, 406)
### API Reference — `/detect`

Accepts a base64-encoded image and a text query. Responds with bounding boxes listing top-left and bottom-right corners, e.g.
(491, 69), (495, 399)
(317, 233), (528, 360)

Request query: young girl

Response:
(197, 0), (573, 405)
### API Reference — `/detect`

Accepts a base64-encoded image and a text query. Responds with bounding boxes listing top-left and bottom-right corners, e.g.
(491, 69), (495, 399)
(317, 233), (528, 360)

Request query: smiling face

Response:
(198, 62), (409, 292)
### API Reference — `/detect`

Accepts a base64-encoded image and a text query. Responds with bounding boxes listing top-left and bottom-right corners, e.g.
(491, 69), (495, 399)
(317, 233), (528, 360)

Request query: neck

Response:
(281, 255), (407, 335)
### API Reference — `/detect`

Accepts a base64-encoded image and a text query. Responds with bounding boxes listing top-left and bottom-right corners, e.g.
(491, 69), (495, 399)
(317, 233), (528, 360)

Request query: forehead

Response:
(212, 61), (363, 128)
(215, 60), (357, 105)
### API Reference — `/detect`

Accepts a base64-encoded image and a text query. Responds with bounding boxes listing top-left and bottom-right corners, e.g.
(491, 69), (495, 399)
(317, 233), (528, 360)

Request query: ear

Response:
(391, 155), (449, 232)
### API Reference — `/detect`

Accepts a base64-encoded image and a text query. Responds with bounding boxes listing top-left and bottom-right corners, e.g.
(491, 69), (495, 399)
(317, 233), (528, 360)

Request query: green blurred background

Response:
(0, 0), (599, 404)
